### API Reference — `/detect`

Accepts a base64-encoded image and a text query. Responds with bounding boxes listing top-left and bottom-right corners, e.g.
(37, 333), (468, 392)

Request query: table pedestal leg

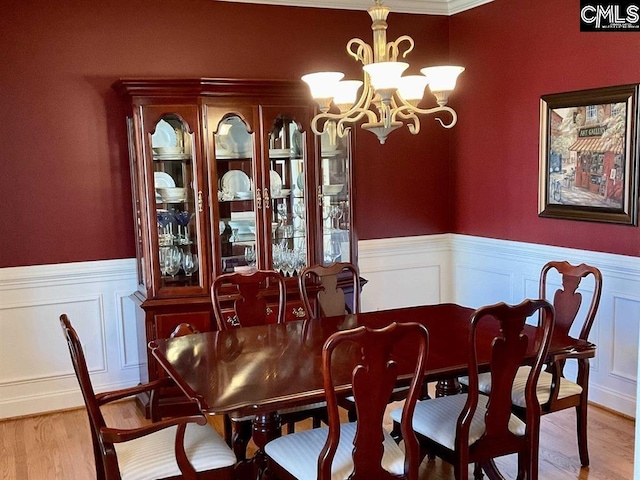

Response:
(252, 412), (282, 480)
(435, 378), (462, 397)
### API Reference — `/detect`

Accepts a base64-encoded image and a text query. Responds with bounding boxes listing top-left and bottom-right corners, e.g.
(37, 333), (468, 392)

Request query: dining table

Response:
(149, 302), (595, 479)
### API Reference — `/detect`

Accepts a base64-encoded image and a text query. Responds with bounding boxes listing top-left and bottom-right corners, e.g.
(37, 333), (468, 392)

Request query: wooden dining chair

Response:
(211, 269), (327, 460)
(212, 269), (286, 330)
(300, 262), (419, 423)
(298, 262), (361, 319)
(392, 299), (555, 480)
(461, 261), (602, 467)
(265, 321), (429, 480)
(59, 314), (236, 480)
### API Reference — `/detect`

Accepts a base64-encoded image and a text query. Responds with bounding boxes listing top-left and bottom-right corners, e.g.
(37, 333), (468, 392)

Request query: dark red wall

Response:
(1, 0), (452, 268)
(451, 0), (640, 256)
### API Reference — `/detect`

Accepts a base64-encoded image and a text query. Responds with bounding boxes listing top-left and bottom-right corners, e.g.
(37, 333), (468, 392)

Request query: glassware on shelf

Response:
(174, 210), (192, 245)
(294, 202), (305, 232)
(157, 210), (174, 246)
(164, 246), (182, 278)
(330, 204), (343, 230)
(182, 252), (198, 276)
(324, 238), (342, 265)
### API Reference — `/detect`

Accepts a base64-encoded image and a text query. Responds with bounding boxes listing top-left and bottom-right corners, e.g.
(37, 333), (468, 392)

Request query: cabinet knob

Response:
(317, 185), (323, 207)
(292, 307), (306, 318)
(256, 188), (262, 209)
(198, 191), (204, 212)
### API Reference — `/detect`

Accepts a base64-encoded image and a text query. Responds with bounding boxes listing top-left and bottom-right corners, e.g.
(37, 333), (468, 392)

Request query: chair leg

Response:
(473, 462), (484, 479)
(576, 401), (590, 466)
(223, 414), (232, 447)
(232, 419), (253, 461)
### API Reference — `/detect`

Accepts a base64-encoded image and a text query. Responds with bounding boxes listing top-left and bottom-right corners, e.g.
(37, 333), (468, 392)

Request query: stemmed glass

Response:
(330, 205), (343, 230)
(294, 202), (305, 232)
(174, 210), (191, 245)
(164, 246), (182, 278)
(182, 252), (199, 276)
(157, 210), (174, 246)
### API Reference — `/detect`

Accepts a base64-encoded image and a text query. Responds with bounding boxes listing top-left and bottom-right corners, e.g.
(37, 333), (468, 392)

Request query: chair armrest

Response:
(100, 413), (207, 443)
(95, 377), (174, 406)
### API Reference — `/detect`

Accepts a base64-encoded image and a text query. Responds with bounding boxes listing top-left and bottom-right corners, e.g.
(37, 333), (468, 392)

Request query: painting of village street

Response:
(547, 102), (627, 208)
(539, 85), (638, 224)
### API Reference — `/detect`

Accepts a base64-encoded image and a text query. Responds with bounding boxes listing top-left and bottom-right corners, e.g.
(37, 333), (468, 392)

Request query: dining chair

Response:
(298, 262), (361, 319)
(460, 261), (602, 467)
(211, 269), (327, 460)
(265, 321), (429, 480)
(392, 299), (555, 480)
(212, 269), (286, 330)
(59, 314), (236, 480)
(300, 262), (419, 424)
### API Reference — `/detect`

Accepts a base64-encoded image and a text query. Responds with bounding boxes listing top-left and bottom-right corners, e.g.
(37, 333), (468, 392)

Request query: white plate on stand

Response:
(221, 170), (251, 196)
(151, 119), (177, 148)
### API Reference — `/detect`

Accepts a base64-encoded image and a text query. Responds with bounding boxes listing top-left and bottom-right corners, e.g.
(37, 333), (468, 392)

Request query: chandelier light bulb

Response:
(363, 62), (409, 91)
(333, 80), (364, 111)
(397, 75), (431, 102)
(301, 72), (344, 101)
(421, 66), (465, 93)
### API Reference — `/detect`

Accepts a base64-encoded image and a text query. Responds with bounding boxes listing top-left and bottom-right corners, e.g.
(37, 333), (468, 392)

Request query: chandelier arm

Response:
(393, 109), (421, 134)
(399, 104), (458, 129)
(347, 38), (372, 65)
(387, 35), (414, 61)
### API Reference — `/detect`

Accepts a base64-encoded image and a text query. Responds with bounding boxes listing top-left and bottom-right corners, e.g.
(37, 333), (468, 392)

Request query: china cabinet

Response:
(114, 78), (358, 415)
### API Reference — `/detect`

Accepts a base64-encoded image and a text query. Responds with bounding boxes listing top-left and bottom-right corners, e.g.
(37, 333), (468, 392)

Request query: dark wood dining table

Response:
(149, 302), (595, 479)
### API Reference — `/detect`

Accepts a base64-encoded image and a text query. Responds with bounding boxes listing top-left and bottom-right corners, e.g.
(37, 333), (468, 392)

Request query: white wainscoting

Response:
(359, 234), (640, 418)
(1, 235), (639, 422)
(0, 259), (139, 419)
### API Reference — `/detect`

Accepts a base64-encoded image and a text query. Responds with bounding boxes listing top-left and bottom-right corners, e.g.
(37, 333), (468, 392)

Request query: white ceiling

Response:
(215, 0), (493, 16)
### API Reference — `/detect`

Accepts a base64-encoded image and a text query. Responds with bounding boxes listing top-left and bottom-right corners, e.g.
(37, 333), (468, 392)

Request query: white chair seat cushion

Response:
(264, 421), (405, 480)
(511, 366), (583, 407)
(113, 422), (236, 480)
(389, 394), (525, 451)
(460, 367), (583, 407)
(231, 401), (327, 422)
(344, 386), (409, 403)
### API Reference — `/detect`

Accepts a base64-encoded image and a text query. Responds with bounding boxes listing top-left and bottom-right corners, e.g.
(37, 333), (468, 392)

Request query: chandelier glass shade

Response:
(302, 0), (464, 145)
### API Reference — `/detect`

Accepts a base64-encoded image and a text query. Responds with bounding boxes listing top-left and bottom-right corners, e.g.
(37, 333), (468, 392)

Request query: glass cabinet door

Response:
(266, 113), (309, 278)
(149, 113), (204, 290)
(319, 128), (352, 265)
(213, 114), (257, 274)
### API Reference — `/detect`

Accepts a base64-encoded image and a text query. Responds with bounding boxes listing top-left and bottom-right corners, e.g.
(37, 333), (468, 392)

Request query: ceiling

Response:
(215, 0), (493, 16)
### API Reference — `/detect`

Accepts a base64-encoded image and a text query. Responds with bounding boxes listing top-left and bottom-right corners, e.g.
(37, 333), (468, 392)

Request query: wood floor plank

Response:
(0, 400), (634, 479)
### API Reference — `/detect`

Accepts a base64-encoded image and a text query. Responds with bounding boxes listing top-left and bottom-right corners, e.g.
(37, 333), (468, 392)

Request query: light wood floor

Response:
(0, 399), (634, 479)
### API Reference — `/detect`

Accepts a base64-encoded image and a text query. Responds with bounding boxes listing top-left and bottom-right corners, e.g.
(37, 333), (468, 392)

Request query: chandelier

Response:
(301, 0), (464, 145)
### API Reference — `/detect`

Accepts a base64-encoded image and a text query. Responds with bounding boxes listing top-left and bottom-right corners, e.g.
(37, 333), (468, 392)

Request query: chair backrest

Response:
(461, 299), (554, 454)
(212, 270), (286, 330)
(299, 262), (360, 319)
(320, 322), (429, 480)
(539, 261), (602, 341)
(59, 314), (109, 478)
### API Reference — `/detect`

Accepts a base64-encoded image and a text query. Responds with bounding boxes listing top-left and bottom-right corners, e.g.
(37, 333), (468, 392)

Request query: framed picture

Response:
(538, 84), (640, 225)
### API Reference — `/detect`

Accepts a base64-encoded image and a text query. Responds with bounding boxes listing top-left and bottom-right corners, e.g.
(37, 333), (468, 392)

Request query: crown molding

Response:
(214, 0), (493, 16)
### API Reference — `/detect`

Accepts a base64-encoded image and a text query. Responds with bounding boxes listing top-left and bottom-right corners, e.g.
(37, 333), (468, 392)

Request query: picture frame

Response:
(538, 84), (640, 225)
